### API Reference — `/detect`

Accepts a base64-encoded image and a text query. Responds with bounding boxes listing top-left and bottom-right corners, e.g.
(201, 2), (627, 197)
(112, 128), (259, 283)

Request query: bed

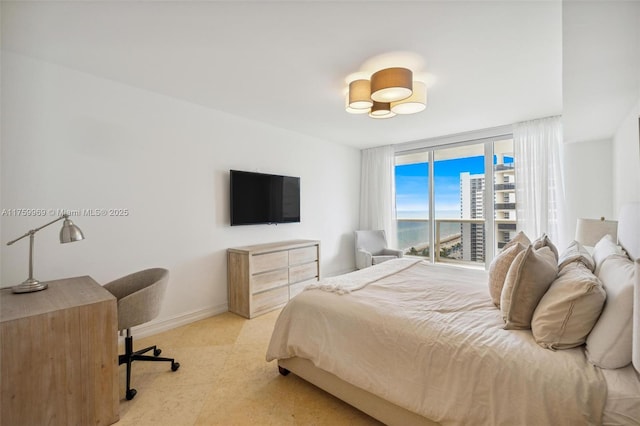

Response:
(266, 204), (640, 426)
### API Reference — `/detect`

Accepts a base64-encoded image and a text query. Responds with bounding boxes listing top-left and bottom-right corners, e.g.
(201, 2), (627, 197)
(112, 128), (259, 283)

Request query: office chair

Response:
(355, 230), (404, 270)
(103, 268), (180, 400)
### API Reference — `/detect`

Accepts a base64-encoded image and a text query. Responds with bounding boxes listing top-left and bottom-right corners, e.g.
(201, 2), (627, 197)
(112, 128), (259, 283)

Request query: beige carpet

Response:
(116, 309), (382, 425)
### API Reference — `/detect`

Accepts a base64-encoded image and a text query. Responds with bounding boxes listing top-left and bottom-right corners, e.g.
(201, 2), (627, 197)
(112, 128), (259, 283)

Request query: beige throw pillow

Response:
(585, 254), (635, 369)
(532, 233), (559, 262)
(558, 240), (596, 272)
(531, 262), (605, 350)
(488, 242), (527, 308)
(501, 231), (530, 252)
(501, 246), (558, 330)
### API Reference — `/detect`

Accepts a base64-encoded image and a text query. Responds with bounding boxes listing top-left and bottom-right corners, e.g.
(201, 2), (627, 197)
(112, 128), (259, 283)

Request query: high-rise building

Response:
(460, 172), (485, 262)
(459, 154), (516, 262)
(494, 154), (517, 249)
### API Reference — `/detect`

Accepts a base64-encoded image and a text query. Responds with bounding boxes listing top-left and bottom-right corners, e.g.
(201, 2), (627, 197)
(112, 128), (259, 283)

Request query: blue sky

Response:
(395, 156), (485, 219)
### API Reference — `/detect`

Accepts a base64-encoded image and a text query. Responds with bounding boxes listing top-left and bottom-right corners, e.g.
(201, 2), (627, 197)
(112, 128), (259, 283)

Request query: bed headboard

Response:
(618, 202), (640, 261)
(618, 203), (640, 373)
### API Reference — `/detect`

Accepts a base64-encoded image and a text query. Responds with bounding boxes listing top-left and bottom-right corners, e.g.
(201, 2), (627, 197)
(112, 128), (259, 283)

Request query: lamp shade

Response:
(348, 79), (373, 110)
(370, 67), (413, 102)
(345, 94), (369, 114)
(391, 81), (427, 114)
(60, 218), (85, 244)
(575, 217), (618, 246)
(368, 101), (395, 119)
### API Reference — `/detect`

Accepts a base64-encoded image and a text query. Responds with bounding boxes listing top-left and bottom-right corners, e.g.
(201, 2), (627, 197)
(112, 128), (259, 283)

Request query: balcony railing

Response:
(397, 218), (517, 267)
(494, 164), (514, 171)
(494, 183), (515, 191)
(495, 203), (516, 210)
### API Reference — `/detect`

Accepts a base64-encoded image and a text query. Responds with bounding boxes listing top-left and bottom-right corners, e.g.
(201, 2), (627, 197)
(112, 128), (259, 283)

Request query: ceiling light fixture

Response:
(369, 101), (396, 119)
(348, 79), (373, 110)
(345, 66), (427, 119)
(370, 67), (413, 102)
(391, 81), (427, 114)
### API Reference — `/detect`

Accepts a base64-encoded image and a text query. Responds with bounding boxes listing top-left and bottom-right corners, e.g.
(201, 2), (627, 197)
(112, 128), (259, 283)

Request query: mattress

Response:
(601, 366), (640, 425)
(267, 259), (612, 425)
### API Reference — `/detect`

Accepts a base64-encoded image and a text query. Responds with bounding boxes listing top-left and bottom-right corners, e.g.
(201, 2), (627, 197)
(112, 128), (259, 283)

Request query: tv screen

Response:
(230, 170), (300, 226)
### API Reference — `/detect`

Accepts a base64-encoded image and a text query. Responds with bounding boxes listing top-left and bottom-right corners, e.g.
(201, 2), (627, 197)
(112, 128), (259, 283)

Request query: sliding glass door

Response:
(395, 137), (516, 268)
(434, 143), (486, 266)
(395, 151), (430, 258)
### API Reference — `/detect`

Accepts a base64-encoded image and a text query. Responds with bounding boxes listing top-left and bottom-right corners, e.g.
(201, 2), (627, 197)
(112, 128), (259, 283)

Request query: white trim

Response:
(124, 303), (229, 340)
(484, 141), (495, 269)
(395, 124), (513, 153)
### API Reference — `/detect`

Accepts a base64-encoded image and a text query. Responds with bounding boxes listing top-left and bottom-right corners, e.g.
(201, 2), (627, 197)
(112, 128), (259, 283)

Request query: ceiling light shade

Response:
(345, 94), (369, 114)
(391, 81), (427, 114)
(370, 67), (413, 102)
(368, 101), (396, 119)
(348, 79), (373, 110)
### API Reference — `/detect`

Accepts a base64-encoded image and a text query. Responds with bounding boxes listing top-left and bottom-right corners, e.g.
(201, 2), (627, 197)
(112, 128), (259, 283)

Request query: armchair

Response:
(355, 230), (404, 270)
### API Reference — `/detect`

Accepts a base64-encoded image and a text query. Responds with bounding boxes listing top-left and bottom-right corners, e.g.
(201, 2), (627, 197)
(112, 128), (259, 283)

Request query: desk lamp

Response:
(6, 214), (85, 293)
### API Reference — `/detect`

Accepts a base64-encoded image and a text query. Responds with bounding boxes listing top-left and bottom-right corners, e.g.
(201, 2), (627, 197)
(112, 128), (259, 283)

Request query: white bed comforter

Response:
(266, 259), (607, 426)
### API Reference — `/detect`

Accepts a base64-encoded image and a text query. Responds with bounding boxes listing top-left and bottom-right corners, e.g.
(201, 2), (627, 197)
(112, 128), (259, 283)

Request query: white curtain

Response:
(359, 145), (397, 246)
(514, 116), (568, 247)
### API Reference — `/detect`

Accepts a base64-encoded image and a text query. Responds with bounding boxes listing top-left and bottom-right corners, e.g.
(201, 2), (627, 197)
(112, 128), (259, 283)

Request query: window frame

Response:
(394, 127), (514, 269)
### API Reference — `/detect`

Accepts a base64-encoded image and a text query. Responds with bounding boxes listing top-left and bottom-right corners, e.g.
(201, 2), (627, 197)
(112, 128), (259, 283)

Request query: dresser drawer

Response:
(289, 261), (318, 284)
(228, 240), (320, 319)
(252, 269), (288, 294)
(289, 278), (318, 299)
(289, 246), (318, 265)
(252, 251), (288, 274)
(252, 286), (288, 316)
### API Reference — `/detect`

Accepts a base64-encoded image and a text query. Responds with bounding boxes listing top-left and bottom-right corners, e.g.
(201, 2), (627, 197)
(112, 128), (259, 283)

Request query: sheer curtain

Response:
(359, 145), (397, 246)
(514, 116), (568, 247)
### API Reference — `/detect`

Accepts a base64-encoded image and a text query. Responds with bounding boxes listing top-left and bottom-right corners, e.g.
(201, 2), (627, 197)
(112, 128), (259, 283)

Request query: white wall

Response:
(1, 52), (360, 329)
(563, 139), (613, 235)
(562, 0), (640, 144)
(562, 0), (640, 225)
(612, 99), (640, 214)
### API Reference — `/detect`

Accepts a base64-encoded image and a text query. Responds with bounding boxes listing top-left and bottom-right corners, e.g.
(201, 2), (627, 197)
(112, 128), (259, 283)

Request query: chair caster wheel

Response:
(126, 389), (137, 400)
(154, 348), (162, 356)
(171, 362), (180, 371)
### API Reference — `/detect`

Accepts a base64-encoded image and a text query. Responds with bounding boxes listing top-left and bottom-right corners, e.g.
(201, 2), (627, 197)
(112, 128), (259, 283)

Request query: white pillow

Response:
(592, 234), (624, 276)
(585, 254), (635, 369)
(532, 262), (605, 350)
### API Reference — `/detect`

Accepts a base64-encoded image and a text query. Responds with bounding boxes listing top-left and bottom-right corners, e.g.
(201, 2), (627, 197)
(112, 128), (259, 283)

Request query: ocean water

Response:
(397, 220), (461, 250)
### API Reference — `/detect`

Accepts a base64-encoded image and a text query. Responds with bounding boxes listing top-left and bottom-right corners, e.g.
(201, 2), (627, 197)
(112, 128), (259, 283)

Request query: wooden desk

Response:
(1, 276), (119, 426)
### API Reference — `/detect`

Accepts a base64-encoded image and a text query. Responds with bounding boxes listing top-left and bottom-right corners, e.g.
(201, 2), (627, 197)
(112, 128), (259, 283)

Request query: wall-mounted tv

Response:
(230, 170), (300, 226)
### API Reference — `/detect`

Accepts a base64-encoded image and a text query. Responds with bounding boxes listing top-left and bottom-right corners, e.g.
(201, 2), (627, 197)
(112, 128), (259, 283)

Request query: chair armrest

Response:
(381, 248), (404, 258)
(356, 249), (373, 270)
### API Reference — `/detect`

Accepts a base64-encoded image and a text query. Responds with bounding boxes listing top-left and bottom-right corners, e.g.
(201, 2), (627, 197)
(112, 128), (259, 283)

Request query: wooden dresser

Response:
(0, 276), (119, 426)
(228, 239), (320, 318)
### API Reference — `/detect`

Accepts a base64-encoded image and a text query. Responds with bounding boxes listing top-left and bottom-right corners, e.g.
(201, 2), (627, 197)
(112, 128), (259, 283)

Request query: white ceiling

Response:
(2, 1), (565, 149)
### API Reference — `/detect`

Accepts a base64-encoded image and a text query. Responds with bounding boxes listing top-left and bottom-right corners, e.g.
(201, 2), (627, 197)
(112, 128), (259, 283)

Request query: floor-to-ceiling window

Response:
(395, 135), (515, 268)
(395, 151), (430, 258)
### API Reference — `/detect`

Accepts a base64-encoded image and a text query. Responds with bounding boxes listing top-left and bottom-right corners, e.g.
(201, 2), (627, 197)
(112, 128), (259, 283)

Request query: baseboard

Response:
(326, 267), (357, 277)
(126, 302), (229, 340)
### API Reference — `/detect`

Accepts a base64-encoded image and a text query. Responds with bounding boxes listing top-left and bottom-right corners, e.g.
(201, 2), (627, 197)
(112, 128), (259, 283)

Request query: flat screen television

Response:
(230, 170), (300, 226)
